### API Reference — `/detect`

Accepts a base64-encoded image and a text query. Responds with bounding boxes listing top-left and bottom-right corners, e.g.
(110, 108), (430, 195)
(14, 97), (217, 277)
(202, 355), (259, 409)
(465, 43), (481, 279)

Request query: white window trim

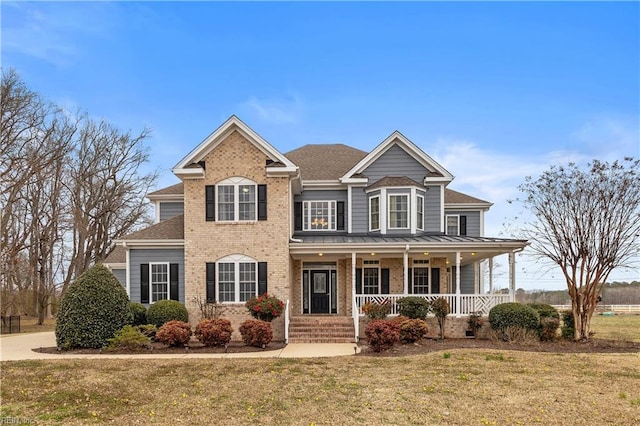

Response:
(302, 200), (337, 231)
(416, 194), (424, 231)
(216, 177), (257, 222)
(362, 261), (381, 295)
(216, 254), (257, 303)
(446, 214), (460, 236)
(149, 262), (169, 303)
(411, 265), (431, 294)
(369, 195), (380, 232)
(387, 193), (410, 230)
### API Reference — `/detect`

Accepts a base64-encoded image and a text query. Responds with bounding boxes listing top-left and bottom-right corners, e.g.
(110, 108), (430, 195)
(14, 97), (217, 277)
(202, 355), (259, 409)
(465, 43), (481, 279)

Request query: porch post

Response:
(351, 252), (358, 341)
(508, 251), (515, 302)
(488, 258), (494, 294)
(403, 245), (409, 295)
(455, 251), (461, 318)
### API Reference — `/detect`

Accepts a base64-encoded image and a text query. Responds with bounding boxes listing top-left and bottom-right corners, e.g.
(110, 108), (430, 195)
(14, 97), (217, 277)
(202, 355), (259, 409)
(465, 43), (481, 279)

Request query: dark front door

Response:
(310, 270), (330, 314)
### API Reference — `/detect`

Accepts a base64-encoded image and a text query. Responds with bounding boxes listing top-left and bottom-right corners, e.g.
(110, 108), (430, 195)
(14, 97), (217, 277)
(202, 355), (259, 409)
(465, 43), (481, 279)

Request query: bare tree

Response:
(517, 159), (640, 340)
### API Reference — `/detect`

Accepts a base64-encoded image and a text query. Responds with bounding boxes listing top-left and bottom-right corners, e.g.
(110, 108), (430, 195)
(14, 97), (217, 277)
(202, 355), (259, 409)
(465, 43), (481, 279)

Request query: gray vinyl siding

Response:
(112, 268), (126, 288)
(425, 185), (441, 233)
(129, 248), (185, 304)
(351, 187), (369, 233)
(362, 144), (429, 185)
(159, 202), (184, 221)
(295, 190), (347, 203)
(451, 264), (475, 294)
(445, 210), (481, 237)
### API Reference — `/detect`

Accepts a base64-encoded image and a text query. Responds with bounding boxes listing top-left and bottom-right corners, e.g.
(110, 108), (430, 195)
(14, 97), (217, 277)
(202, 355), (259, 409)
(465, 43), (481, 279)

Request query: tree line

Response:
(1, 69), (157, 323)
(515, 281), (640, 306)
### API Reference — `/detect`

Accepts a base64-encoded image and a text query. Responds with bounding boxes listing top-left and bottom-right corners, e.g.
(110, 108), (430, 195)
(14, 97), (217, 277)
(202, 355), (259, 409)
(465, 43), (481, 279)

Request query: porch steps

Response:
(288, 316), (356, 343)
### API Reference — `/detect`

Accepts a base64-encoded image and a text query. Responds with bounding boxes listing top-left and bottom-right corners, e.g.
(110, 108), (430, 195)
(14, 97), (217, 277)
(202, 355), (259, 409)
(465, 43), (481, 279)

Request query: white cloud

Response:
(240, 93), (304, 125)
(570, 115), (640, 160)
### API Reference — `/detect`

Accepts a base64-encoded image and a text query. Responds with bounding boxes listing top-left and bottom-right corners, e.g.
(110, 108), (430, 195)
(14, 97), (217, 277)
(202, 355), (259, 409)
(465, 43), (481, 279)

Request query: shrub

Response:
(137, 324), (157, 340)
(147, 300), (189, 328)
(364, 320), (400, 352)
(239, 319), (273, 347)
(155, 320), (192, 347)
(399, 318), (429, 343)
(128, 302), (148, 326)
(431, 297), (450, 340)
(362, 302), (391, 320)
(540, 317), (560, 341)
(396, 297), (431, 319)
(527, 303), (559, 319)
(106, 325), (151, 351)
(246, 293), (285, 322)
(195, 318), (233, 347)
(56, 264), (131, 349)
(489, 326), (540, 345)
(489, 303), (540, 332)
(561, 311), (575, 340)
(467, 312), (484, 338)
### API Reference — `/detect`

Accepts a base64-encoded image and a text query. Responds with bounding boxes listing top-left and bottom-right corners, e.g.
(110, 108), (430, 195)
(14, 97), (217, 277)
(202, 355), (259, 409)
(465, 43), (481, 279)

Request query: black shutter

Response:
(381, 268), (390, 294)
(258, 262), (268, 295)
(205, 185), (216, 221)
(355, 268), (362, 295)
(169, 264), (179, 301)
(294, 202), (302, 231)
(258, 184), (267, 221)
(140, 264), (149, 304)
(337, 201), (345, 230)
(460, 215), (467, 236)
(431, 268), (441, 294)
(408, 268), (413, 294)
(206, 263), (216, 302)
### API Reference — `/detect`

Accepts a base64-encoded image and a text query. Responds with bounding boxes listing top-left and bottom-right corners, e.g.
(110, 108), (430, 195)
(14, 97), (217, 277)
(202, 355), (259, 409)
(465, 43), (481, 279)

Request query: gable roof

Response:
(148, 182), (184, 197)
(103, 245), (126, 265)
(285, 144), (367, 181)
(444, 188), (492, 208)
(367, 176), (424, 191)
(340, 131), (454, 184)
(116, 215), (184, 241)
(172, 115), (297, 177)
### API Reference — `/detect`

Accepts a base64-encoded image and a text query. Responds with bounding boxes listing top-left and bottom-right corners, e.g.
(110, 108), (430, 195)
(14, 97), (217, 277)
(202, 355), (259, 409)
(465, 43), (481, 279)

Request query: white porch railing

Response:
(284, 299), (290, 343)
(355, 294), (512, 317)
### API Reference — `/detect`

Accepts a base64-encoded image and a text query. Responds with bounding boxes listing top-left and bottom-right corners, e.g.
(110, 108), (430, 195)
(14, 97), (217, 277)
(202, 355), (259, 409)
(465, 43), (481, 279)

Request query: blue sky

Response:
(3, 1), (639, 290)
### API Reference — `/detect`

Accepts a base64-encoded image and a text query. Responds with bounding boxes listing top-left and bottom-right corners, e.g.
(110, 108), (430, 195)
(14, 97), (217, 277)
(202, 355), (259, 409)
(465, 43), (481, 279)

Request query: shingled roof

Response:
(148, 182), (184, 197)
(444, 188), (491, 205)
(103, 245), (126, 264)
(285, 144), (368, 181)
(367, 176), (424, 191)
(119, 215), (184, 240)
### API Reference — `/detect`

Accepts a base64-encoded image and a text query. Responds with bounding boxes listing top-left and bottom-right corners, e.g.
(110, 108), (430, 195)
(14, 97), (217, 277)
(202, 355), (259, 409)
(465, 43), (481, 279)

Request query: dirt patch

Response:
(358, 337), (640, 356)
(35, 340), (286, 355)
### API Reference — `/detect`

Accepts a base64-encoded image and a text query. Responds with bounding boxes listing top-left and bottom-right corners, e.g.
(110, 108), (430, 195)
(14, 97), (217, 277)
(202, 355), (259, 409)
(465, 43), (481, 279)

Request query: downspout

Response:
(289, 169), (303, 243)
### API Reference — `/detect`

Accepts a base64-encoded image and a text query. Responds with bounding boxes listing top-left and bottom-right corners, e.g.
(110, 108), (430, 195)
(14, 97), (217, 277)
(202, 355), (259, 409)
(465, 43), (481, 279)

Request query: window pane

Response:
(151, 264), (168, 302)
(363, 268), (379, 294)
(306, 201), (335, 230)
(447, 216), (459, 235)
(218, 185), (235, 221)
(218, 263), (235, 302)
(417, 196), (424, 230)
(239, 262), (256, 302)
(238, 185), (256, 220)
(413, 267), (429, 294)
(370, 197), (380, 230)
(389, 195), (408, 228)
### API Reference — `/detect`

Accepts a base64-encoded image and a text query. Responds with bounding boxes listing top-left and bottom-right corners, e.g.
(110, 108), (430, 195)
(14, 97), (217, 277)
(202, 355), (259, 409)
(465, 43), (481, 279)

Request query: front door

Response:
(310, 270), (330, 314)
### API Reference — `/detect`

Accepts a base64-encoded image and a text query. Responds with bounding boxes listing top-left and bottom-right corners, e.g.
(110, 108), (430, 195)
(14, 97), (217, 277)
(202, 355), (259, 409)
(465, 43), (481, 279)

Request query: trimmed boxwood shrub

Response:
(399, 318), (429, 343)
(239, 319), (273, 347)
(156, 320), (192, 347)
(195, 318), (233, 347)
(56, 264), (131, 349)
(397, 297), (431, 319)
(365, 320), (401, 352)
(539, 317), (560, 341)
(561, 311), (575, 340)
(128, 302), (148, 326)
(489, 303), (540, 332)
(527, 303), (560, 319)
(147, 300), (189, 328)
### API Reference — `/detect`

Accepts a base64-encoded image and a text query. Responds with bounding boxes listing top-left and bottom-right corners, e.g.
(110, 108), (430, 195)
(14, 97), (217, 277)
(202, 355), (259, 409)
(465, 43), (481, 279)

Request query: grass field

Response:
(590, 314), (640, 342)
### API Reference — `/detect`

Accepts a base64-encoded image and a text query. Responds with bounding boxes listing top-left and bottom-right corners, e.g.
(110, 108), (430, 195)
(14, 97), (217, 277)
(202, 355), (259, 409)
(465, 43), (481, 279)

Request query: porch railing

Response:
(355, 294), (512, 317)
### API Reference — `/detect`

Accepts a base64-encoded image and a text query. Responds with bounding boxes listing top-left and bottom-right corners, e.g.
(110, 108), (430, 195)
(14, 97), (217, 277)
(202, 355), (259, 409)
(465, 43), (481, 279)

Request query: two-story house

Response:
(105, 116), (528, 342)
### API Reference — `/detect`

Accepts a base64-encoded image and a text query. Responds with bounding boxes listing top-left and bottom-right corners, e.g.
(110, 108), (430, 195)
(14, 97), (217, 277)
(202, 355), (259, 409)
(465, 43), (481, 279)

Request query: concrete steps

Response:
(288, 316), (355, 343)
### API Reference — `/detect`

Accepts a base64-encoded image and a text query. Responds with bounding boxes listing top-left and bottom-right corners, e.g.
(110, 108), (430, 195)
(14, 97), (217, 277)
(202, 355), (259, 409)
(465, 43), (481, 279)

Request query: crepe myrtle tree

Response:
(515, 158), (640, 341)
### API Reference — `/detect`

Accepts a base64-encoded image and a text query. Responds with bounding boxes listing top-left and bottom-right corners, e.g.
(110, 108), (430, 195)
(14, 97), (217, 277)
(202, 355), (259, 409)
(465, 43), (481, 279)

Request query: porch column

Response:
(488, 258), (494, 294)
(403, 245), (409, 295)
(455, 251), (461, 318)
(509, 251), (516, 302)
(351, 252), (358, 341)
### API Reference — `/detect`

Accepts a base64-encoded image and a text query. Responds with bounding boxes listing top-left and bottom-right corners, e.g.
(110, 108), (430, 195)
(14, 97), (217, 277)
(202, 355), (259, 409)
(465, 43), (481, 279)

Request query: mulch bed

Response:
(35, 340), (286, 355)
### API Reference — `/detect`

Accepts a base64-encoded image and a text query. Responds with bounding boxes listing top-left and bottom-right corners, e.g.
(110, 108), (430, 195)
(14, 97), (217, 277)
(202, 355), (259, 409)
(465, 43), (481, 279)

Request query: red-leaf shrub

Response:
(365, 320), (400, 352)
(239, 319), (273, 347)
(156, 320), (192, 347)
(194, 318), (233, 347)
(399, 318), (429, 343)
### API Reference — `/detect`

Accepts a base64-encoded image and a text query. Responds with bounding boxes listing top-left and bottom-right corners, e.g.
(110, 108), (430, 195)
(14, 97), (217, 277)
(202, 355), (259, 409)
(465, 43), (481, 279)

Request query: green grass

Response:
(590, 314), (640, 342)
(2, 351), (640, 425)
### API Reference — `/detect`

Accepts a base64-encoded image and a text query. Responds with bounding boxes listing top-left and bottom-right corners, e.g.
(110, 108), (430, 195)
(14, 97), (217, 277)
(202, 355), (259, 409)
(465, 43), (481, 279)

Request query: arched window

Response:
(216, 254), (257, 302)
(217, 177), (257, 221)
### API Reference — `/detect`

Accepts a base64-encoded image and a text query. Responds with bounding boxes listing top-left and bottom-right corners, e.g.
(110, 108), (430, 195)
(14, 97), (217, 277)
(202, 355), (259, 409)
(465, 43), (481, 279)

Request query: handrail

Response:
(284, 299), (290, 344)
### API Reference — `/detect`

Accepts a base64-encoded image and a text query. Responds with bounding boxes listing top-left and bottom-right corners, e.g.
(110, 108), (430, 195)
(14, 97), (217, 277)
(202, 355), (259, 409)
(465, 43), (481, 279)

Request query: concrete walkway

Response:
(0, 332), (360, 361)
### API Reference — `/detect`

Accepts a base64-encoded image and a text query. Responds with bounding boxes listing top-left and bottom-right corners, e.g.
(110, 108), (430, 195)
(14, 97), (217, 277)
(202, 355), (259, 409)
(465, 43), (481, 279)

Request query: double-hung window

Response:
(388, 194), (409, 229)
(151, 263), (169, 302)
(363, 260), (379, 294)
(303, 201), (336, 231)
(446, 215), (460, 236)
(217, 177), (256, 221)
(369, 196), (380, 231)
(416, 195), (424, 231)
(217, 255), (257, 303)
